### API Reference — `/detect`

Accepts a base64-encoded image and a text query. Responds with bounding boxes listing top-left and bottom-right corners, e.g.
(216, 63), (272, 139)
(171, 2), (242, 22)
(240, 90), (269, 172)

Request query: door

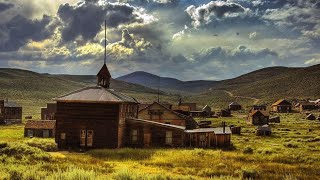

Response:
(43, 130), (49, 138)
(199, 134), (207, 147)
(80, 130), (94, 147)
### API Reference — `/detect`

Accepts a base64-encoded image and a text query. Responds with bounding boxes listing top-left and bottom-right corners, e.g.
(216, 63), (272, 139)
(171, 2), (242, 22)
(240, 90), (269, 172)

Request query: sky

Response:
(0, 0), (319, 80)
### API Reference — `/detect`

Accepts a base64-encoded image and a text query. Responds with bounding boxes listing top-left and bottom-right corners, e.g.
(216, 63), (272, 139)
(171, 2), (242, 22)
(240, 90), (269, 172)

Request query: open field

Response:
(1, 113), (320, 180)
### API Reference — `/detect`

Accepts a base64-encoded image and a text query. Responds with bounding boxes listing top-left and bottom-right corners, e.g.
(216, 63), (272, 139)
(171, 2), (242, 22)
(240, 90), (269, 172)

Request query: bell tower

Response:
(97, 20), (111, 88)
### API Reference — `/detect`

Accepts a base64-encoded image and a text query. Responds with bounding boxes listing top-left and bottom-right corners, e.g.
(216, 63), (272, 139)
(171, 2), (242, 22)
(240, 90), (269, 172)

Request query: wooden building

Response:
(24, 120), (56, 138)
(41, 102), (57, 120)
(306, 114), (316, 120)
(54, 63), (139, 149)
(299, 102), (318, 112)
(138, 101), (197, 129)
(189, 110), (207, 118)
(185, 126), (232, 148)
(229, 102), (241, 111)
(0, 100), (4, 124)
(247, 110), (269, 125)
(271, 99), (292, 113)
(256, 125), (271, 136)
(178, 98), (197, 111)
(125, 118), (186, 148)
(0, 99), (22, 124)
(269, 116), (280, 123)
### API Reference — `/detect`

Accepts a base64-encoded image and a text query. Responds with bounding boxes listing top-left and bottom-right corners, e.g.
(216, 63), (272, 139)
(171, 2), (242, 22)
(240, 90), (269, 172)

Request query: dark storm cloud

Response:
(0, 2), (14, 12)
(57, 1), (151, 42)
(0, 15), (55, 52)
(186, 1), (248, 27)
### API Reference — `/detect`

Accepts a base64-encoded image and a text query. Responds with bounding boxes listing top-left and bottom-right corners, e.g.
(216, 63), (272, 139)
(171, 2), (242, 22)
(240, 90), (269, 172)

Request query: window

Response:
(131, 129), (138, 143)
(43, 130), (49, 138)
(27, 130), (33, 137)
(87, 130), (93, 147)
(80, 130), (94, 147)
(165, 131), (173, 145)
(199, 134), (206, 147)
(61, 133), (66, 140)
(80, 130), (86, 146)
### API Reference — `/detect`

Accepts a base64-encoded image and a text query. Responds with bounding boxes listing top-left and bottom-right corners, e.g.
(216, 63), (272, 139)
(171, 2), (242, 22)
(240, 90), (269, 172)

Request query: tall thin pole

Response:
(104, 20), (107, 64)
(157, 76), (160, 103)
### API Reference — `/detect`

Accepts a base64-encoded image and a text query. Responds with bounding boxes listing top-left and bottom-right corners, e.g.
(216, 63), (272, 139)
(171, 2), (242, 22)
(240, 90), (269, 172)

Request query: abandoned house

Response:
(229, 102), (242, 111)
(220, 109), (231, 117)
(269, 116), (280, 123)
(138, 101), (197, 129)
(202, 105), (212, 117)
(189, 110), (207, 118)
(298, 101), (318, 111)
(24, 120), (56, 138)
(247, 110), (269, 125)
(256, 124), (271, 136)
(306, 114), (316, 120)
(0, 99), (22, 124)
(41, 102), (57, 120)
(271, 99), (292, 113)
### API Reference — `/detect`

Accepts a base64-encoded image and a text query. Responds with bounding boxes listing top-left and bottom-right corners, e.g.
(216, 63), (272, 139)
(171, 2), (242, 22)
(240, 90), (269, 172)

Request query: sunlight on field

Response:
(0, 113), (320, 179)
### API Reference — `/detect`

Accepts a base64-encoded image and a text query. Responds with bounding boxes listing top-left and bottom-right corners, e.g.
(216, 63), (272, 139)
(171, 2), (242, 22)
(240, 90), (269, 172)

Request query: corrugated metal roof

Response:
(3, 100), (21, 108)
(53, 86), (138, 103)
(185, 127), (232, 134)
(127, 118), (186, 130)
(25, 120), (56, 129)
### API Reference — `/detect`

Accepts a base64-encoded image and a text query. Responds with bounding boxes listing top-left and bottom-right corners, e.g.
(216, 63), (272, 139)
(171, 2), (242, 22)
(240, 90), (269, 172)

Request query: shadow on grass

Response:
(86, 148), (156, 161)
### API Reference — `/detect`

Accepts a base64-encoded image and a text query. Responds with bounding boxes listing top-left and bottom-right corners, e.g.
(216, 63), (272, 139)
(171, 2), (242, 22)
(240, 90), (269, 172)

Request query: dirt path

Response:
(224, 90), (260, 104)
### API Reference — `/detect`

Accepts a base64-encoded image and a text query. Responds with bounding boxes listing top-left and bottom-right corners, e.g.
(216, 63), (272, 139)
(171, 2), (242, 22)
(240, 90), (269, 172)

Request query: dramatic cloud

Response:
(57, 1), (155, 42)
(0, 2), (14, 12)
(0, 15), (56, 52)
(186, 1), (249, 27)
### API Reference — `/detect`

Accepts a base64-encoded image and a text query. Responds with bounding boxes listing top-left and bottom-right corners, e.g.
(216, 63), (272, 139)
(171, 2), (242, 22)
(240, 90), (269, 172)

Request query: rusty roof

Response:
(127, 118), (186, 131)
(250, 110), (269, 117)
(272, 99), (291, 106)
(25, 120), (56, 129)
(185, 127), (232, 134)
(53, 86), (138, 103)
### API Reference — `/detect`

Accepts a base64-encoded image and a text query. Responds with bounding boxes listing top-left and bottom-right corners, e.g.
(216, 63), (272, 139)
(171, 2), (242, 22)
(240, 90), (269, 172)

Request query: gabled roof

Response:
(229, 102), (240, 106)
(97, 64), (111, 77)
(53, 86), (138, 103)
(250, 110), (269, 117)
(139, 101), (191, 121)
(25, 120), (56, 129)
(3, 100), (21, 108)
(272, 99), (291, 106)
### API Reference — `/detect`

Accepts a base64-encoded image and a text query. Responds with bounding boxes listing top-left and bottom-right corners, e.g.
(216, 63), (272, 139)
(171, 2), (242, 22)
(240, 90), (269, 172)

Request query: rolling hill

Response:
(116, 71), (217, 93)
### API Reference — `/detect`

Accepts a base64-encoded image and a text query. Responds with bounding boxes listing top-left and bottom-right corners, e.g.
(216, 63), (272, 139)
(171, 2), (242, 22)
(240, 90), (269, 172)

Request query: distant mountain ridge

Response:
(116, 64), (320, 100)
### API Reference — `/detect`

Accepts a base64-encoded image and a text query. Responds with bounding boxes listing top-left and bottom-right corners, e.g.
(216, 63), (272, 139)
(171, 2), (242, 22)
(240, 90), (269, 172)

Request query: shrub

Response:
(0, 143), (51, 161)
(87, 148), (154, 161)
(240, 168), (258, 179)
(47, 167), (98, 180)
(0, 142), (8, 149)
(26, 138), (58, 152)
(242, 147), (254, 154)
(284, 142), (298, 148)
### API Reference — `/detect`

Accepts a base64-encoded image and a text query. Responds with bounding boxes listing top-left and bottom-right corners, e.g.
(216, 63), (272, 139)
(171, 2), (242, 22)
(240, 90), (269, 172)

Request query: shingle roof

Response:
(3, 100), (21, 108)
(25, 120), (56, 129)
(53, 86), (138, 103)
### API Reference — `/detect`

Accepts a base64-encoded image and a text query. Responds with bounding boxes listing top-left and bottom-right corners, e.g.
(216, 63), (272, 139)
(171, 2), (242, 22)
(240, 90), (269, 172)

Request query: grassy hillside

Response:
(0, 68), (173, 119)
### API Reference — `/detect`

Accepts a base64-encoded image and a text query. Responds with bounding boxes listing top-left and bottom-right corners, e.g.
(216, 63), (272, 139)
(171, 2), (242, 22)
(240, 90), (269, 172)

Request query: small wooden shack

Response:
(306, 114), (316, 120)
(256, 125), (271, 136)
(178, 98), (197, 111)
(247, 110), (269, 125)
(229, 102), (241, 111)
(41, 102), (57, 120)
(0, 100), (4, 124)
(0, 99), (22, 124)
(202, 105), (212, 116)
(269, 116), (280, 123)
(190, 110), (207, 117)
(185, 126), (232, 148)
(220, 109), (231, 117)
(138, 101), (197, 129)
(299, 102), (318, 112)
(24, 120), (56, 138)
(271, 99), (292, 113)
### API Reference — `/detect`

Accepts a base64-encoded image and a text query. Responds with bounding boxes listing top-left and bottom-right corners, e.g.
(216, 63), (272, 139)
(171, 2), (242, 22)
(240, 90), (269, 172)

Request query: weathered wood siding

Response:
(0, 100), (4, 123)
(4, 107), (22, 122)
(24, 128), (55, 138)
(138, 103), (186, 126)
(55, 102), (119, 149)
